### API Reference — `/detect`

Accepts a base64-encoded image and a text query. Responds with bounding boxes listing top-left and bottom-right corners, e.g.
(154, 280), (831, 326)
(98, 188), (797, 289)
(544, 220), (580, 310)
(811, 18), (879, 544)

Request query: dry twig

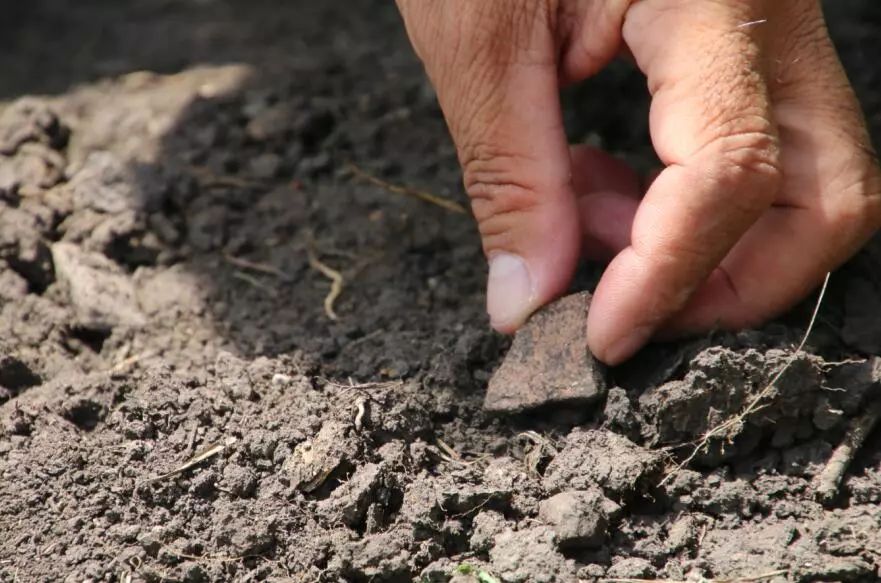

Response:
(661, 273), (831, 485)
(813, 398), (881, 505)
(347, 162), (467, 214)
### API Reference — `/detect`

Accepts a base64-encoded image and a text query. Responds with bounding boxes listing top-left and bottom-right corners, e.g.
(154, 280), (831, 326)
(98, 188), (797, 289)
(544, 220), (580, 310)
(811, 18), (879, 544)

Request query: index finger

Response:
(587, 0), (782, 364)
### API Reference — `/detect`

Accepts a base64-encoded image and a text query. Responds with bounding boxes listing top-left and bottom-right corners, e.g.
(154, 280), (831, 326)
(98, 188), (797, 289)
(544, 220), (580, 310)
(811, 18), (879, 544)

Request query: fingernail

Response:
(602, 325), (653, 365)
(487, 253), (535, 332)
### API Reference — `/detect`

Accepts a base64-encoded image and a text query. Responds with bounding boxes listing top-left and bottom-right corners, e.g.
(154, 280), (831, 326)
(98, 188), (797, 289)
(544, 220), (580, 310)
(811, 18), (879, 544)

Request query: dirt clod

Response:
(51, 242), (146, 330)
(484, 292), (606, 414)
(543, 428), (664, 498)
(284, 420), (360, 493)
(538, 488), (609, 549)
(489, 526), (578, 583)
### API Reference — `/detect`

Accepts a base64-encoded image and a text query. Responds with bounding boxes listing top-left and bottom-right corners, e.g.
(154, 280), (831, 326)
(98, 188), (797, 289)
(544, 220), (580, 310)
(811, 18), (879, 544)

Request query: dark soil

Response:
(2, 1), (881, 582)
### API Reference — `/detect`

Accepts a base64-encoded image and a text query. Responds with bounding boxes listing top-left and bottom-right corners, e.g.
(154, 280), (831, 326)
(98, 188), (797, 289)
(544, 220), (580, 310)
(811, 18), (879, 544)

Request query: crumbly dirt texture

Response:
(2, 1), (881, 582)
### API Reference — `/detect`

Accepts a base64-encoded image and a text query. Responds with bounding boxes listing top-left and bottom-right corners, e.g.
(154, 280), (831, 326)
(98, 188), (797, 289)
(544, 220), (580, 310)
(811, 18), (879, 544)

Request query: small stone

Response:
(538, 489), (609, 549)
(485, 292), (606, 414)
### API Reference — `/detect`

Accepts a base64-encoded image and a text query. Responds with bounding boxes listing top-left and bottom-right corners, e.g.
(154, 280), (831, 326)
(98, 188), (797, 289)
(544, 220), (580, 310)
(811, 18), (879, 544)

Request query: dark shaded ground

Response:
(1, 1), (881, 582)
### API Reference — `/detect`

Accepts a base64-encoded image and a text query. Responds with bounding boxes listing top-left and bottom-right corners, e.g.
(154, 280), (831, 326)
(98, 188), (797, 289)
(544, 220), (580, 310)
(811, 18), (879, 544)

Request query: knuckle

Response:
(462, 145), (544, 229)
(718, 130), (781, 183)
(711, 126), (782, 208)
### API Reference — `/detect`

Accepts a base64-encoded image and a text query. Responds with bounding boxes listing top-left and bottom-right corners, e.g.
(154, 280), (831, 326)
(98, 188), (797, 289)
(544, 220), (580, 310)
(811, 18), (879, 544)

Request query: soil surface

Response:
(2, 1), (881, 582)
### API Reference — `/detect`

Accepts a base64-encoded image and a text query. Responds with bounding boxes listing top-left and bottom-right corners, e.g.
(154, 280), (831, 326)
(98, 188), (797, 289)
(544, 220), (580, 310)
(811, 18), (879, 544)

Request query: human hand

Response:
(395, 0), (881, 364)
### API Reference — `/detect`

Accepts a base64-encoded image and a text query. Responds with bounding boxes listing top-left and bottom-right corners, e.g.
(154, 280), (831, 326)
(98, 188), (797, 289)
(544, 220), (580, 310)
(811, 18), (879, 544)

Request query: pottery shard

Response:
(484, 292), (606, 414)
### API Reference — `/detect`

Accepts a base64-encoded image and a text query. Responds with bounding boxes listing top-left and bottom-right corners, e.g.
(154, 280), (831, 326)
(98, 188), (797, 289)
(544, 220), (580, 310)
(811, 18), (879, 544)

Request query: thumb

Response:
(397, 1), (581, 332)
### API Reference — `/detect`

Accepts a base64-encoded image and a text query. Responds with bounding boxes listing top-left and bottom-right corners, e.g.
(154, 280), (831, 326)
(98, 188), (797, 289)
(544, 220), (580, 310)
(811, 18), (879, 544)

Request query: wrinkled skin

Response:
(395, 0), (881, 364)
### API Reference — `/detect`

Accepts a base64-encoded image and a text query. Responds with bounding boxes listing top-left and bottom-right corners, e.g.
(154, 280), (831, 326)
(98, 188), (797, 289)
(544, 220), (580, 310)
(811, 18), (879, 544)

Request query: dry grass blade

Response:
(307, 246), (344, 320)
(436, 438), (463, 462)
(347, 162), (467, 214)
(323, 377), (403, 392)
(142, 438), (234, 484)
(433, 438), (488, 467)
(661, 273), (831, 486)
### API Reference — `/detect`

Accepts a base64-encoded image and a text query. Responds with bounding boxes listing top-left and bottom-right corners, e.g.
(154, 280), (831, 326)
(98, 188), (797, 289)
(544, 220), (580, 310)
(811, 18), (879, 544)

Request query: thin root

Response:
(232, 271), (278, 297)
(661, 273), (831, 486)
(347, 162), (467, 214)
(307, 246), (344, 320)
(323, 377), (403, 392)
(813, 398), (881, 505)
(188, 165), (268, 190)
(224, 253), (290, 280)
